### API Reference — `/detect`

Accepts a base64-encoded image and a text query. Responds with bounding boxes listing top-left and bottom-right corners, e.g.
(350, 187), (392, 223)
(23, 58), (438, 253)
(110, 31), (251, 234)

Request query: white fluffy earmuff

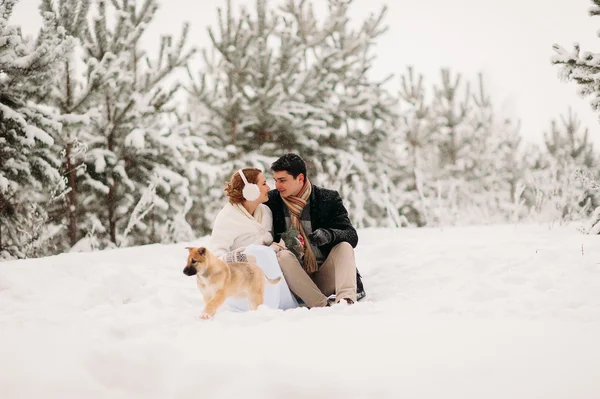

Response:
(238, 169), (261, 201)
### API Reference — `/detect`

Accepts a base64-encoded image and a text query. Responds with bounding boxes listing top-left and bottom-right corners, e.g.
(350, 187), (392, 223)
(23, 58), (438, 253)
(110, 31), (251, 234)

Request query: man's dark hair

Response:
(271, 153), (307, 179)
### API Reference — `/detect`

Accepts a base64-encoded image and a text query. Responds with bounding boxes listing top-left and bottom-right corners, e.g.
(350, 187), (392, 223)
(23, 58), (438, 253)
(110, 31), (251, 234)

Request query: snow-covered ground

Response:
(1, 223), (599, 399)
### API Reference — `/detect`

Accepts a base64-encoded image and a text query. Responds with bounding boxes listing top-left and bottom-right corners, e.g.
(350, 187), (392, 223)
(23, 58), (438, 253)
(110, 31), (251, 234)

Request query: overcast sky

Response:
(12, 0), (600, 146)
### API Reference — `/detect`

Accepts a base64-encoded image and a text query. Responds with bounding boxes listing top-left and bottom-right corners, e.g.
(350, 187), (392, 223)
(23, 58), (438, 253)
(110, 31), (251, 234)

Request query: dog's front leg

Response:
(201, 292), (213, 306)
(200, 290), (227, 320)
(196, 279), (213, 307)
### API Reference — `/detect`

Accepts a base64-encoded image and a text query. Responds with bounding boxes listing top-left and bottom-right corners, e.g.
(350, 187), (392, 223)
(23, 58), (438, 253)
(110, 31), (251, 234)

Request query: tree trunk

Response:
(108, 183), (116, 243)
(449, 126), (457, 165)
(64, 61), (79, 246)
(231, 119), (236, 145)
(411, 144), (419, 190)
(65, 142), (78, 246)
(106, 95), (117, 244)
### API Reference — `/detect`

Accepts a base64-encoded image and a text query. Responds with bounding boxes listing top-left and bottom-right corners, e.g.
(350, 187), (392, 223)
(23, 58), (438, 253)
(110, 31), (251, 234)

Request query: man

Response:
(265, 153), (366, 307)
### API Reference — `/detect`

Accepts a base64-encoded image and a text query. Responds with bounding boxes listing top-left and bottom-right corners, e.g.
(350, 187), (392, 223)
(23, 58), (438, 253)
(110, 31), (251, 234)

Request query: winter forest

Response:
(1, 0), (600, 261)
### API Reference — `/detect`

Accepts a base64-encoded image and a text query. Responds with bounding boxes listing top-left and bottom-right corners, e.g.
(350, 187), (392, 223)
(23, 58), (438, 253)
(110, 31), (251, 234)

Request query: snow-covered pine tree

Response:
(431, 69), (472, 176)
(469, 73), (494, 171)
(456, 74), (528, 223)
(43, 0), (196, 249)
(537, 108), (598, 221)
(418, 69), (522, 225)
(396, 66), (434, 226)
(399, 66), (432, 180)
(463, 73), (519, 222)
(284, 0), (399, 228)
(188, 0), (397, 229)
(552, 1), (600, 114)
(423, 69), (475, 224)
(98, 0), (196, 247)
(37, 0), (113, 251)
(544, 107), (595, 168)
(487, 118), (525, 220)
(0, 1), (73, 259)
(573, 168), (600, 233)
(551, 0), (600, 230)
(185, 0), (279, 234)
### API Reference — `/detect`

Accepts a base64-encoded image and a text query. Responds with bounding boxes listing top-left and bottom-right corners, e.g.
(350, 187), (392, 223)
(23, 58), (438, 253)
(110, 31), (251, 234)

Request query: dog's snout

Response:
(183, 266), (197, 276)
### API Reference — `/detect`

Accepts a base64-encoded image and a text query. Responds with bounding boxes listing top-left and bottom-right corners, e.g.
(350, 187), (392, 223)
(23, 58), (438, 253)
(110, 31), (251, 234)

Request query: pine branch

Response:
(280, 226), (304, 261)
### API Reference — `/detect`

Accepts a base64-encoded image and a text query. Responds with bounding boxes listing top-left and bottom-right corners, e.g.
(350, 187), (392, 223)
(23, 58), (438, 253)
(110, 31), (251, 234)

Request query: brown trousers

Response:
(277, 242), (357, 308)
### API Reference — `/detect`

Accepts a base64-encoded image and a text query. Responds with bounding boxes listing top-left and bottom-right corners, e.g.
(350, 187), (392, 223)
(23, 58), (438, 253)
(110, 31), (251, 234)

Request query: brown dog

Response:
(183, 246), (281, 319)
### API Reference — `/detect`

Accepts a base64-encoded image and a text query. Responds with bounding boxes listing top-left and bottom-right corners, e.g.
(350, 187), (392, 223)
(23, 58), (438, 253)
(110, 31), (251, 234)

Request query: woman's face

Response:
(255, 173), (270, 203)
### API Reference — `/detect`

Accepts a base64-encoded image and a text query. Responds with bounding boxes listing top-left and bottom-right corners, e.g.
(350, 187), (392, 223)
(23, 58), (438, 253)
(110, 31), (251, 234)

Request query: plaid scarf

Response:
(281, 178), (318, 274)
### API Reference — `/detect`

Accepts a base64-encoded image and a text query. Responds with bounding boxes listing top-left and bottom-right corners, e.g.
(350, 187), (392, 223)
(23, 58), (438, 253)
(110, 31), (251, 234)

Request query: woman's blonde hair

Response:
(224, 168), (262, 204)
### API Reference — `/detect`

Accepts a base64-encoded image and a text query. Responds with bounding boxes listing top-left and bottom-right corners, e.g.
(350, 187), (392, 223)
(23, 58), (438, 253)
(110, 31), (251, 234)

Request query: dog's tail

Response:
(266, 275), (282, 285)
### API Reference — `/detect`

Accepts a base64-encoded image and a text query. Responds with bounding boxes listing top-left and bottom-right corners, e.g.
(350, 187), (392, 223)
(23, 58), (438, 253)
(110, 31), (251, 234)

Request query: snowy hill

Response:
(1, 224), (599, 399)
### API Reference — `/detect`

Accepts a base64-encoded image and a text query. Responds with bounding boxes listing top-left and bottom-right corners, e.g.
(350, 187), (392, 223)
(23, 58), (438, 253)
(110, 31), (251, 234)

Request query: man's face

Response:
(273, 171), (305, 198)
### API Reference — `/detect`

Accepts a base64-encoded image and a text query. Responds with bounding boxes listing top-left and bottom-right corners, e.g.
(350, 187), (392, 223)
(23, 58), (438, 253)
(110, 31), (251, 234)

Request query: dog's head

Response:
(183, 247), (209, 276)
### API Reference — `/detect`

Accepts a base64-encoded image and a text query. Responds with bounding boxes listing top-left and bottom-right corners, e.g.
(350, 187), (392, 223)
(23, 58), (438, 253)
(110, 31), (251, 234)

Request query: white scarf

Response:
(234, 203), (265, 224)
(232, 203), (273, 246)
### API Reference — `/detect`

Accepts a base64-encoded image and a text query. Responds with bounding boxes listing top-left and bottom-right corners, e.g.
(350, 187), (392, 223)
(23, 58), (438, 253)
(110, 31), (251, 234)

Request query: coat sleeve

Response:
(325, 191), (358, 248)
(208, 209), (235, 259)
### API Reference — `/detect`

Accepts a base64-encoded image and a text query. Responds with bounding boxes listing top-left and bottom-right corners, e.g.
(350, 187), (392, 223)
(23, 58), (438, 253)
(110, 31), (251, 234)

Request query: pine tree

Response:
(431, 69), (472, 175)
(540, 108), (598, 220)
(461, 74), (527, 223)
(420, 68), (475, 224)
(0, 1), (73, 259)
(43, 0), (196, 249)
(399, 66), (432, 179)
(396, 66), (434, 225)
(466, 74), (512, 218)
(490, 118), (524, 211)
(544, 107), (595, 168)
(188, 0), (397, 229)
(414, 69), (524, 225)
(552, 1), (600, 113)
(184, 0), (283, 234)
(551, 0), (600, 230)
(38, 0), (112, 251)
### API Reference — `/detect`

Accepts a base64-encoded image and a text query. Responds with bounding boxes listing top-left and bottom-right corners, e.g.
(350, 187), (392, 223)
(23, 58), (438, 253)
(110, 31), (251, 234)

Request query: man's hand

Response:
(307, 229), (333, 246)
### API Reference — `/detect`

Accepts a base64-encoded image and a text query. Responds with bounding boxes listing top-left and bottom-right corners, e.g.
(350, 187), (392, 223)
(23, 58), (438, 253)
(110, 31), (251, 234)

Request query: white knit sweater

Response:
(209, 202), (274, 259)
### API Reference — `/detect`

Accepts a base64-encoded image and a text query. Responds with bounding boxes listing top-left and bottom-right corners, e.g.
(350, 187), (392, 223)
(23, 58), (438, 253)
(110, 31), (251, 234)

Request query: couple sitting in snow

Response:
(209, 153), (365, 310)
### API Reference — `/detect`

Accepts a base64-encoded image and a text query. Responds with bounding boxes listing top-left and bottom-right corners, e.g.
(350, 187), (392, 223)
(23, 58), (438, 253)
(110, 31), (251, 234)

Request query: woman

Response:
(209, 168), (299, 311)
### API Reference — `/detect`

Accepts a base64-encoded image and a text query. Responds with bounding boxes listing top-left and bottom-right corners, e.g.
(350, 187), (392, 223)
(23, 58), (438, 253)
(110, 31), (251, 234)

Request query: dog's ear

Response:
(198, 247), (206, 255)
(185, 247), (194, 251)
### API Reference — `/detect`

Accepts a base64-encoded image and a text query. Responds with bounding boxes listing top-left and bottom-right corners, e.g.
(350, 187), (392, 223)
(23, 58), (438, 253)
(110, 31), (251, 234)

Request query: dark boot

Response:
(356, 270), (366, 301)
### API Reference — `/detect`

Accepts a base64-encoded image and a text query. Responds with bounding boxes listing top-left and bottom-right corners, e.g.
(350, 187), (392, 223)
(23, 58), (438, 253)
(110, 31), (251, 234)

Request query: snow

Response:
(0, 104), (55, 146)
(59, 112), (94, 125)
(83, 177), (110, 195)
(93, 155), (107, 174)
(24, 124), (54, 146)
(1, 223), (599, 398)
(0, 175), (8, 191)
(125, 128), (146, 149)
(0, 103), (27, 127)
